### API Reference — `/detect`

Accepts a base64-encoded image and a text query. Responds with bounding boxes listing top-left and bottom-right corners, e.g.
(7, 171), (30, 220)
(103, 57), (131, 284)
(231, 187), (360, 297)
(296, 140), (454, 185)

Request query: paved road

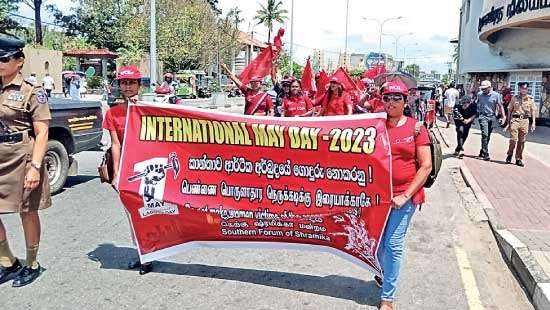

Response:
(0, 106), (534, 309)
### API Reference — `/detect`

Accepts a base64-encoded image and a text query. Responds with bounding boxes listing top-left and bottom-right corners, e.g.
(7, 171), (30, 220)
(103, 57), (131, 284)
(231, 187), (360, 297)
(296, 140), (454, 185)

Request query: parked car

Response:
(47, 98), (103, 193)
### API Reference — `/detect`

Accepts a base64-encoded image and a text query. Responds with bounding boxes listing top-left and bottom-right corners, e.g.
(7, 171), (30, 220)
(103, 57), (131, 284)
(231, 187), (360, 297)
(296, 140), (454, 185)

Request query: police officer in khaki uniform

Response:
(0, 36), (52, 287)
(505, 82), (536, 167)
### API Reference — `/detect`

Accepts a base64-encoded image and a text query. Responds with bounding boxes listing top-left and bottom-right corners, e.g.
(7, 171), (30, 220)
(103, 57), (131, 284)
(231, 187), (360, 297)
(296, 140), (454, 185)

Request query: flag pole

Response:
(289, 0), (295, 76)
(150, 0), (157, 85)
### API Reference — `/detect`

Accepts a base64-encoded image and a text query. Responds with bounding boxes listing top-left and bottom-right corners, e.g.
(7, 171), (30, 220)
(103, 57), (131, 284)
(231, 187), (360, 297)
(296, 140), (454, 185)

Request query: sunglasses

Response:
(0, 56), (12, 63)
(291, 85), (301, 88)
(382, 94), (404, 103)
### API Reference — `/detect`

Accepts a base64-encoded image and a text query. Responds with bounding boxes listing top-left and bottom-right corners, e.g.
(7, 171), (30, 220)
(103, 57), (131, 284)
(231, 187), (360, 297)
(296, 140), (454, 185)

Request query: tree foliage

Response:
(0, 0), (22, 34)
(277, 50), (303, 79)
(404, 63), (420, 78)
(254, 0), (287, 42)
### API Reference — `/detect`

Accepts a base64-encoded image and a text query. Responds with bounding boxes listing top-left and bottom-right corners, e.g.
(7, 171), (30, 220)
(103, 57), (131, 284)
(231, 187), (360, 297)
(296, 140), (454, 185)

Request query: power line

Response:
(8, 12), (68, 30)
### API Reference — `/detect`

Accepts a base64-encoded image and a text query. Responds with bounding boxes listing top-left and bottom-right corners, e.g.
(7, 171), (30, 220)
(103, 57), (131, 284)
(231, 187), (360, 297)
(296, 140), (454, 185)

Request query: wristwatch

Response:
(30, 162), (41, 170)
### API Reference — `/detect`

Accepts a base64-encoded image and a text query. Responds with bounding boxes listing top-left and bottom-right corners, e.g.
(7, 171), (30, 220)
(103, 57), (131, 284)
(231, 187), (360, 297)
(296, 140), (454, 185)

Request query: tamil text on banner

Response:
(117, 103), (392, 275)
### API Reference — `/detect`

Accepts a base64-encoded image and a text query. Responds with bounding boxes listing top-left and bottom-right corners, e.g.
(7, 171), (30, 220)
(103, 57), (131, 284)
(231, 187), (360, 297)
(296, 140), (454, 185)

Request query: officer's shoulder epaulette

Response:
(23, 79), (38, 87)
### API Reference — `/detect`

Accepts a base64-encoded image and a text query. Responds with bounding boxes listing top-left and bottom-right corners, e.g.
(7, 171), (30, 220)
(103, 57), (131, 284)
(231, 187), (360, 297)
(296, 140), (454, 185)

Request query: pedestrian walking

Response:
(376, 80), (432, 310)
(69, 75), (80, 100)
(221, 63), (274, 116)
(318, 77), (353, 116)
(505, 82), (536, 167)
(476, 80), (506, 161)
(42, 73), (54, 97)
(102, 65), (153, 275)
(444, 83), (460, 128)
(27, 72), (37, 85)
(453, 94), (477, 158)
(281, 80), (314, 117)
(0, 36), (52, 287)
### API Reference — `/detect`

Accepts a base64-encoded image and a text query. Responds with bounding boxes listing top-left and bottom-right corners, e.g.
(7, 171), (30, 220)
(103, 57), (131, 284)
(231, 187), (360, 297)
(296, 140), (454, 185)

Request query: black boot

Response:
(0, 259), (23, 285)
(506, 155), (512, 164)
(139, 262), (153, 275)
(516, 159), (525, 167)
(12, 264), (42, 287)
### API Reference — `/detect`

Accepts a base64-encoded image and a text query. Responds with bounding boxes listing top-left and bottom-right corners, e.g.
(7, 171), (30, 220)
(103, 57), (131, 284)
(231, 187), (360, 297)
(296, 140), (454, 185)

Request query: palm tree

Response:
(254, 0), (288, 42)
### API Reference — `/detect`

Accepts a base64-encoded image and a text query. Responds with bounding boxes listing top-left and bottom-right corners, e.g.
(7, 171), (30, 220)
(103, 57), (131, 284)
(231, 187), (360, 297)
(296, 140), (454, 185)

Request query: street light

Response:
(150, 0), (157, 85)
(383, 32), (413, 60)
(344, 0), (350, 69)
(363, 16), (403, 65)
(403, 43), (419, 64)
(290, 0), (295, 76)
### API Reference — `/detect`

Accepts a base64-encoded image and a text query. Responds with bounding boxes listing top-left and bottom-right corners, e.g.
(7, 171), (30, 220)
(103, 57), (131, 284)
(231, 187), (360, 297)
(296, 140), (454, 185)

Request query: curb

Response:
(436, 125), (550, 309)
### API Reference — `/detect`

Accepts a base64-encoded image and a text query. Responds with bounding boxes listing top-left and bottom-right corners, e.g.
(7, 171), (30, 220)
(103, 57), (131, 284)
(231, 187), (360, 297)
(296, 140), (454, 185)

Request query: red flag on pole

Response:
(363, 65), (386, 79)
(239, 46), (274, 85)
(315, 70), (330, 102)
(331, 67), (360, 92)
(273, 28), (285, 59)
(301, 57), (316, 94)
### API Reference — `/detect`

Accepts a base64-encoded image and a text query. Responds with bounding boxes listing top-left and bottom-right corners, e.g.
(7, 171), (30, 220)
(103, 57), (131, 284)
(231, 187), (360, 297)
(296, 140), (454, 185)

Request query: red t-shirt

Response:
(368, 97), (385, 113)
(282, 95), (313, 117)
(387, 117), (430, 203)
(322, 92), (352, 116)
(240, 86), (273, 115)
(102, 104), (128, 144)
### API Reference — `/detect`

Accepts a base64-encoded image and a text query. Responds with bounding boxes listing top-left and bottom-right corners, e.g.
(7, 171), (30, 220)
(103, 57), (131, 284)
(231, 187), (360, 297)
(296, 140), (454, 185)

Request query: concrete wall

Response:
(20, 47), (63, 93)
(459, 0), (550, 74)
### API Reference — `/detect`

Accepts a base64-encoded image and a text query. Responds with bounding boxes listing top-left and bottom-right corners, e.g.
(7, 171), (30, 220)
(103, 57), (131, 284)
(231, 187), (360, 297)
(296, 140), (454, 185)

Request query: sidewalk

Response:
(436, 119), (550, 309)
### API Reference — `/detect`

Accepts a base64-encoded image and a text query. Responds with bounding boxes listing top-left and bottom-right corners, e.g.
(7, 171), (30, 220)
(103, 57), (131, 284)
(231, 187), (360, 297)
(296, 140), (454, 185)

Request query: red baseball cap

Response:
(329, 77), (342, 85)
(382, 80), (409, 96)
(249, 76), (263, 83)
(116, 66), (142, 80)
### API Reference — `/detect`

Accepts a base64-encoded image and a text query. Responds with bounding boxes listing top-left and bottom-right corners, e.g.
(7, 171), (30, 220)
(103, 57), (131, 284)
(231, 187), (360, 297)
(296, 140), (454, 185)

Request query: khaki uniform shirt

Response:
(0, 74), (52, 213)
(508, 95), (535, 118)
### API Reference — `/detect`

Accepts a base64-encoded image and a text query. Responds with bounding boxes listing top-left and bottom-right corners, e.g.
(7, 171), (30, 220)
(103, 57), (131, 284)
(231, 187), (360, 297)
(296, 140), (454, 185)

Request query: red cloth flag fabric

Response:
(301, 57), (316, 94)
(363, 65), (387, 79)
(273, 28), (285, 59)
(331, 68), (360, 92)
(314, 70), (330, 104)
(239, 45), (274, 85)
(356, 78), (366, 91)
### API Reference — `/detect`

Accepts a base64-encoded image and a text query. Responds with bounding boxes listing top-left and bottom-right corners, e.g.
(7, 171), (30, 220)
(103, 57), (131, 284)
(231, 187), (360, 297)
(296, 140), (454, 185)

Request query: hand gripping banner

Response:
(118, 102), (392, 275)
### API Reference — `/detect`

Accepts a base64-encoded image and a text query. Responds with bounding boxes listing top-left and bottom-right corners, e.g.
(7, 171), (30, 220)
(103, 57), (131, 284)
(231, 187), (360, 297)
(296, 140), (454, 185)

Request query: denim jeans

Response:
(455, 121), (472, 152)
(478, 116), (494, 157)
(377, 201), (416, 301)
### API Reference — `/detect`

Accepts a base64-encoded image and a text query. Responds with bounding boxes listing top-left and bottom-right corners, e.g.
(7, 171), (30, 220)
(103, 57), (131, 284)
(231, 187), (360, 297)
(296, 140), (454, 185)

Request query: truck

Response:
(46, 98), (103, 194)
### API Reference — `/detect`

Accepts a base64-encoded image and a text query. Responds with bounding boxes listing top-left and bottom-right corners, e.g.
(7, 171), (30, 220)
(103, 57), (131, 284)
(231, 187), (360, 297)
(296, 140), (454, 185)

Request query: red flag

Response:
(356, 78), (366, 91)
(239, 46), (274, 85)
(301, 57), (316, 94)
(364, 65), (386, 79)
(273, 28), (285, 59)
(331, 67), (360, 92)
(315, 70), (330, 102)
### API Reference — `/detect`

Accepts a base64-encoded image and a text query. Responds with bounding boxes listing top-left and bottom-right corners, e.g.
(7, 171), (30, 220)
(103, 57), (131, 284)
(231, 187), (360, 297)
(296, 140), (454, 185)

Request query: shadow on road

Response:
(65, 175), (99, 188)
(87, 243), (380, 306)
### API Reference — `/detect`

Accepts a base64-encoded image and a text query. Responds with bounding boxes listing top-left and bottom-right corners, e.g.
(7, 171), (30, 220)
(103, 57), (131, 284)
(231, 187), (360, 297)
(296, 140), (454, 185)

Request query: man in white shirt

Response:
(42, 73), (55, 97)
(444, 83), (460, 128)
(27, 73), (38, 85)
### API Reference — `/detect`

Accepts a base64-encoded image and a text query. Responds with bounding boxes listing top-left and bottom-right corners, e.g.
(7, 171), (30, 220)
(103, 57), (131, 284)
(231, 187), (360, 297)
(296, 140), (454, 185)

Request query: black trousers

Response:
(455, 120), (472, 152)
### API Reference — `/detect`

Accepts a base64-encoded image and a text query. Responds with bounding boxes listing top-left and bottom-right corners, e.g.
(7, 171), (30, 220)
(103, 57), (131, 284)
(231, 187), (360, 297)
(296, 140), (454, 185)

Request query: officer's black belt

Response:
(512, 114), (529, 119)
(0, 132), (23, 143)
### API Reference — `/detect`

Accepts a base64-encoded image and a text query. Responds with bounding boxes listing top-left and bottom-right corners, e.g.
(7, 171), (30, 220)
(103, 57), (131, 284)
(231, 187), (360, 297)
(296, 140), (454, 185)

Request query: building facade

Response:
(458, 0), (550, 119)
(338, 50), (350, 70)
(349, 53), (366, 70)
(313, 49), (326, 72)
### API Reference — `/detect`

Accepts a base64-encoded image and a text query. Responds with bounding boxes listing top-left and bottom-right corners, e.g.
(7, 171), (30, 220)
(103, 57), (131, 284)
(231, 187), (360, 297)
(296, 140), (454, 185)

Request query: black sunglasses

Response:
(0, 56), (12, 63)
(382, 94), (404, 103)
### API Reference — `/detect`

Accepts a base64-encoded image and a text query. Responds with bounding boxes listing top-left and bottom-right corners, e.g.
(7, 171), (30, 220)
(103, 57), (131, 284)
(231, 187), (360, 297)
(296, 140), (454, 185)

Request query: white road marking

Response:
(455, 246), (484, 310)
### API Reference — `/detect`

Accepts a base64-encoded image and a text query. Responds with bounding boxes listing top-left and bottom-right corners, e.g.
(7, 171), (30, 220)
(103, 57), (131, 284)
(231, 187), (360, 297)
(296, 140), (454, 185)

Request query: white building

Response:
(457, 0), (550, 119)
(350, 53), (366, 70)
(313, 49), (326, 72)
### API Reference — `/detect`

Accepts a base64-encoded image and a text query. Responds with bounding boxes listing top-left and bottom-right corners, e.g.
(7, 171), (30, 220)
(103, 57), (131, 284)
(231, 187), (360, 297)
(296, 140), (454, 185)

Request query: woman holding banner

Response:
(221, 63), (274, 116)
(102, 66), (153, 275)
(281, 80), (314, 117)
(318, 77), (353, 116)
(376, 80), (432, 310)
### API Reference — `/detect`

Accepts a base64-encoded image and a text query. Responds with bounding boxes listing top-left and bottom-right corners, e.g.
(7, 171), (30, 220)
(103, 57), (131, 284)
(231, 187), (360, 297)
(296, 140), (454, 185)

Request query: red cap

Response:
(330, 77), (342, 85)
(382, 80), (409, 96)
(249, 76), (263, 83)
(155, 86), (171, 94)
(116, 66), (142, 80)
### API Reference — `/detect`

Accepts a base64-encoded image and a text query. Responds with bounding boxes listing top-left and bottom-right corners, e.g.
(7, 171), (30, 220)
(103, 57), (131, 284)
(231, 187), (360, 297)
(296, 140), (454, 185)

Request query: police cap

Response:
(518, 82), (529, 89)
(0, 35), (25, 58)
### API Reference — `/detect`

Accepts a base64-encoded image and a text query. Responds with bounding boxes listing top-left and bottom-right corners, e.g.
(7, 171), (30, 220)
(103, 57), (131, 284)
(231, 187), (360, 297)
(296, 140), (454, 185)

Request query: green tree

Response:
(0, 0), (22, 34)
(349, 68), (364, 78)
(254, 0), (287, 42)
(404, 63), (420, 78)
(277, 50), (303, 79)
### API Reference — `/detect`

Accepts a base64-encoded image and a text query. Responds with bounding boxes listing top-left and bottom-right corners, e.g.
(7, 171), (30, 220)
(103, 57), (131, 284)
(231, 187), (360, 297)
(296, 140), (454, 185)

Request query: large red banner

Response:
(118, 103), (392, 275)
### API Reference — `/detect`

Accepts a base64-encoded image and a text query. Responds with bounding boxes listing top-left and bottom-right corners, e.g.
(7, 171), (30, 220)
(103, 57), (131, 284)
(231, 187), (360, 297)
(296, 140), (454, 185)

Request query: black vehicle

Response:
(47, 98), (103, 193)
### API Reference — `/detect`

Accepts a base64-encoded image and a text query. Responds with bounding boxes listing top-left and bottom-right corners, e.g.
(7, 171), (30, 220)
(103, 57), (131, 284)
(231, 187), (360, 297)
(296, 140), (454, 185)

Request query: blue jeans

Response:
(377, 201), (416, 301)
(478, 116), (494, 157)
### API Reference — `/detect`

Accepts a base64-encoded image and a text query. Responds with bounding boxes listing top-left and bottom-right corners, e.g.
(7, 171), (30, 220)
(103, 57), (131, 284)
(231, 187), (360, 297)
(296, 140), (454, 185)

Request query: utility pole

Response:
(150, 0), (158, 85)
(289, 0), (295, 76)
(344, 0), (350, 69)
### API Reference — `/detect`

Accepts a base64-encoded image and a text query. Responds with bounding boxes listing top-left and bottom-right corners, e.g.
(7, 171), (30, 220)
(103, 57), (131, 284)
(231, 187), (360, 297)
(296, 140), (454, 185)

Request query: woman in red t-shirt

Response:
(220, 63), (274, 116)
(318, 77), (353, 116)
(282, 80), (314, 117)
(376, 80), (432, 310)
(102, 66), (153, 275)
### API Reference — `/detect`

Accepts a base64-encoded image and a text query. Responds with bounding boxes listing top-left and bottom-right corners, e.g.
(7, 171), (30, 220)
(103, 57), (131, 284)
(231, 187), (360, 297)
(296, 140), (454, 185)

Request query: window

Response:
(509, 72), (543, 113)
